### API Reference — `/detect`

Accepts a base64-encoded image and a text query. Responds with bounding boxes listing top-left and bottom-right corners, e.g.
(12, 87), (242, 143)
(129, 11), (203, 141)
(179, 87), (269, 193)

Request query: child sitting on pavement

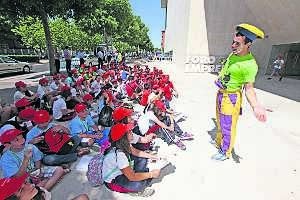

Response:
(69, 103), (104, 148)
(0, 129), (66, 191)
(102, 123), (161, 197)
(0, 173), (90, 200)
(26, 110), (87, 166)
(112, 107), (156, 149)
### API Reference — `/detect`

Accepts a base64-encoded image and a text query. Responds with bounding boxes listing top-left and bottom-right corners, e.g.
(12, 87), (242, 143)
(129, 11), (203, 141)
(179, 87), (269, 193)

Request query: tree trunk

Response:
(39, 8), (56, 75)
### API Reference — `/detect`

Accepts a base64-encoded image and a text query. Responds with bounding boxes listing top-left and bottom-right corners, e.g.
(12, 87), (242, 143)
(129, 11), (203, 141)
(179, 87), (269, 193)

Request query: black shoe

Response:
(267, 77), (272, 80)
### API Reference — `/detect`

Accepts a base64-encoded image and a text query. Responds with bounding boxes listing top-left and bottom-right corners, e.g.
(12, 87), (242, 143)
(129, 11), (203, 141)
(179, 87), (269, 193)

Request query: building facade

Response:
(161, 0), (300, 76)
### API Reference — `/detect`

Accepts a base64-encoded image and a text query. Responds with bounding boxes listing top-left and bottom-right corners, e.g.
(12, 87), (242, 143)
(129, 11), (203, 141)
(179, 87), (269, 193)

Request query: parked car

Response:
(0, 56), (32, 74)
(71, 54), (98, 67)
(85, 54), (98, 65)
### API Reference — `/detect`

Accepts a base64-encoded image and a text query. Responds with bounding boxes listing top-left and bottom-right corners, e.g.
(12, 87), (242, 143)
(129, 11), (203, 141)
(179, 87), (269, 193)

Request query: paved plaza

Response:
(1, 61), (298, 200)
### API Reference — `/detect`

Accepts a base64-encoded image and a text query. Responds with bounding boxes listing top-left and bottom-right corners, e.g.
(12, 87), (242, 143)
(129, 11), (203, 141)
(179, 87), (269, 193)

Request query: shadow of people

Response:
(208, 118), (242, 163)
(208, 118), (217, 141)
(231, 148), (242, 163)
(150, 164), (176, 185)
(176, 117), (186, 123)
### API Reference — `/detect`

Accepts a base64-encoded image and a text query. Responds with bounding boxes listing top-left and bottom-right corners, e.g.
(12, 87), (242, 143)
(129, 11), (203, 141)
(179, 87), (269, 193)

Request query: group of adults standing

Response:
(53, 47), (125, 74)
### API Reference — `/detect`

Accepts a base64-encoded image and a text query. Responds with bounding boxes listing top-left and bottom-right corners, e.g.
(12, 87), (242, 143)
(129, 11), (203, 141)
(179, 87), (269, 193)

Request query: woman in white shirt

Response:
(102, 123), (160, 196)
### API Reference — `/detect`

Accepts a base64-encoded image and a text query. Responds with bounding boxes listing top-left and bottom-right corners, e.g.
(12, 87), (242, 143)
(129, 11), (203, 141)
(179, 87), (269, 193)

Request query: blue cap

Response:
(236, 28), (257, 42)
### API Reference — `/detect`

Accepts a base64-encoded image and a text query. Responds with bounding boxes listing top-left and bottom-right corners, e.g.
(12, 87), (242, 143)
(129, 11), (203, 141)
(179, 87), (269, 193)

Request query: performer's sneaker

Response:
(209, 139), (216, 145)
(211, 152), (228, 161)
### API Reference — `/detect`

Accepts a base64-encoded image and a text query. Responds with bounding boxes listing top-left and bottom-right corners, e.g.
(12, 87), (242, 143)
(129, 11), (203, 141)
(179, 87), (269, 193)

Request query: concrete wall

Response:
(164, 0), (191, 67)
(204, 0), (271, 76)
(163, 0), (300, 76)
(185, 0), (209, 58)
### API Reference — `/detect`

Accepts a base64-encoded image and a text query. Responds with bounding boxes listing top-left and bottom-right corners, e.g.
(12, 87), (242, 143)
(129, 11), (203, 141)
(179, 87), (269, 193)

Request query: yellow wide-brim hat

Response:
(236, 23), (265, 41)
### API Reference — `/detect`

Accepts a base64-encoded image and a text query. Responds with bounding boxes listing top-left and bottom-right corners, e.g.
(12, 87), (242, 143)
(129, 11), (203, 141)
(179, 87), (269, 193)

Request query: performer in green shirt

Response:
(212, 23), (267, 161)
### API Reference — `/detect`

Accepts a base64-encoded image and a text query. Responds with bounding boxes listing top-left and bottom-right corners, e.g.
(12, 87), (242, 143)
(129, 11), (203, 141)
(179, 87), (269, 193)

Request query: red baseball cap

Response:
(153, 100), (166, 111)
(152, 84), (160, 90)
(110, 123), (134, 142)
(39, 78), (49, 85)
(53, 74), (60, 80)
(61, 85), (70, 92)
(33, 110), (50, 124)
(102, 73), (109, 79)
(112, 107), (133, 122)
(0, 129), (23, 143)
(60, 74), (67, 79)
(83, 93), (93, 102)
(76, 78), (84, 86)
(75, 103), (87, 113)
(0, 173), (28, 199)
(15, 98), (31, 108)
(71, 68), (78, 74)
(15, 81), (26, 88)
(18, 107), (36, 121)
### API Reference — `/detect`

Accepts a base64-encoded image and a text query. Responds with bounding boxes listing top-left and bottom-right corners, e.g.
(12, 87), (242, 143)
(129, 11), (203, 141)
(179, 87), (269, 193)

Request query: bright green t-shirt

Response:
(219, 52), (258, 91)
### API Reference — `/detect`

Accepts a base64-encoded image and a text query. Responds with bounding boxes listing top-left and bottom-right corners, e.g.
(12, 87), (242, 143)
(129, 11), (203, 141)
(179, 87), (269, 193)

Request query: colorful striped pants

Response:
(215, 90), (242, 158)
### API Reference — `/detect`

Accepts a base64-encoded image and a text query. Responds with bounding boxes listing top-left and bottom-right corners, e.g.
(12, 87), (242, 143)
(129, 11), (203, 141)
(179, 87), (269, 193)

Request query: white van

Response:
(0, 56), (32, 74)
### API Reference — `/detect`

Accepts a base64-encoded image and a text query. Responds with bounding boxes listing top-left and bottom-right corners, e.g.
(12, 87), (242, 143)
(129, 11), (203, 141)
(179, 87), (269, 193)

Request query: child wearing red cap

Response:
(137, 101), (187, 150)
(14, 81), (36, 103)
(49, 75), (62, 94)
(0, 108), (35, 140)
(1, 174), (88, 200)
(90, 75), (103, 98)
(37, 78), (50, 100)
(26, 110), (84, 166)
(102, 123), (162, 197)
(112, 107), (156, 149)
(14, 81), (40, 109)
(52, 87), (76, 121)
(139, 83), (151, 107)
(0, 173), (52, 200)
(147, 84), (163, 105)
(69, 103), (104, 147)
(82, 93), (99, 123)
(0, 129), (65, 191)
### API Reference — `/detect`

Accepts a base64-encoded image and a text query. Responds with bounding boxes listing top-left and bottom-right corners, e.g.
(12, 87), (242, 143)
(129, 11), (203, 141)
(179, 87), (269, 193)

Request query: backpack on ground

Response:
(86, 149), (119, 187)
(98, 105), (113, 127)
(86, 153), (106, 187)
(35, 127), (74, 155)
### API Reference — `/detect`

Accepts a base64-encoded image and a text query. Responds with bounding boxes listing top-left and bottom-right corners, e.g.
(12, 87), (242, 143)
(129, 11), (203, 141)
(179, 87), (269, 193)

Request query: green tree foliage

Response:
(77, 0), (154, 52)
(0, 0), (99, 74)
(12, 17), (103, 51)
(0, 14), (18, 44)
(12, 17), (45, 51)
(0, 0), (154, 74)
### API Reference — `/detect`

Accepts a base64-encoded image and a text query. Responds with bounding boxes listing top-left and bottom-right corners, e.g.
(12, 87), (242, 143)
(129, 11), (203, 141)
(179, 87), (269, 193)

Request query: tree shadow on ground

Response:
(208, 118), (242, 163)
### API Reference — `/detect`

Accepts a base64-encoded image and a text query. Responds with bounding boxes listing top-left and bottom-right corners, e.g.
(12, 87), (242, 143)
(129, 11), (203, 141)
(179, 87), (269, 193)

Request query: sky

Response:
(129, 0), (165, 48)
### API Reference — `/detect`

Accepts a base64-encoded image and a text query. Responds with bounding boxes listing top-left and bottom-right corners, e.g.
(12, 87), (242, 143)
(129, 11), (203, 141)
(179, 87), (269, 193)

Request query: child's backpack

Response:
(86, 153), (105, 187)
(86, 150), (119, 187)
(35, 126), (74, 155)
(98, 105), (113, 127)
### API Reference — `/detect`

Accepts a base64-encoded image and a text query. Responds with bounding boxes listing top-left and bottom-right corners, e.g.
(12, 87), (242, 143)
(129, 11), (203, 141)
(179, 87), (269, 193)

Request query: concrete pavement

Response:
(0, 61), (299, 200)
(52, 61), (299, 200)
